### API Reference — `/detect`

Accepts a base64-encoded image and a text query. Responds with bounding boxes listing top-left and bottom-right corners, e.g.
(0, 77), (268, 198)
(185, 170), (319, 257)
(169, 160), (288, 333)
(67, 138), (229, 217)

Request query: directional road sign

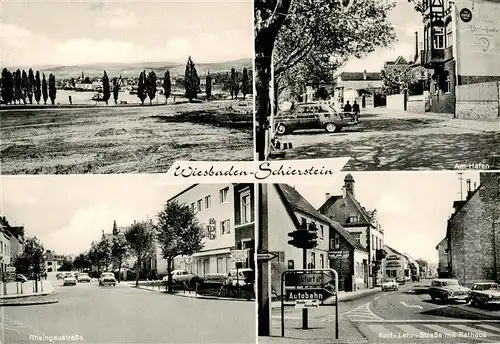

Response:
(230, 250), (247, 263)
(295, 299), (320, 309)
(257, 251), (277, 262)
(329, 251), (349, 259)
(285, 288), (334, 301)
(5, 267), (16, 273)
(285, 271), (333, 287)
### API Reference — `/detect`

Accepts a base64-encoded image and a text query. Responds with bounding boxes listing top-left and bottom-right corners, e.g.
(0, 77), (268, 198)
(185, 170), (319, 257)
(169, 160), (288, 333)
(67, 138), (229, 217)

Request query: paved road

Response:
(1, 279), (255, 344)
(269, 284), (500, 343)
(271, 109), (500, 170)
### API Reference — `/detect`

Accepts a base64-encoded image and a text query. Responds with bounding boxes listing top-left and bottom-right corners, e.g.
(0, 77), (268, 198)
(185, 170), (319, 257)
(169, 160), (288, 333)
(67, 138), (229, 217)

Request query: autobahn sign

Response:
(286, 288), (334, 301)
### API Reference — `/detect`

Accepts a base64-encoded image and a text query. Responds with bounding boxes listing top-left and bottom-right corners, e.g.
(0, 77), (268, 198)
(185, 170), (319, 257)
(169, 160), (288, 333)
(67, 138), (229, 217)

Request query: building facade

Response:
(319, 174), (385, 288)
(443, 172), (500, 286)
(334, 71), (384, 109)
(436, 237), (450, 277)
(382, 245), (410, 282)
(165, 184), (255, 277)
(420, 0), (500, 119)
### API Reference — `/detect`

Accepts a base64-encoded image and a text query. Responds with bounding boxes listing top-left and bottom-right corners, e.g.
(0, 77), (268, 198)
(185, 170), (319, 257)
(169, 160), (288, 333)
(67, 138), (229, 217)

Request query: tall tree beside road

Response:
(137, 71), (147, 105)
(125, 221), (155, 287)
(21, 70), (29, 104)
(102, 71), (111, 105)
(147, 71), (157, 105)
(14, 69), (22, 104)
(27, 69), (35, 104)
(60, 259), (74, 271)
(241, 68), (249, 100)
(34, 71), (41, 104)
(112, 232), (129, 282)
(42, 73), (48, 105)
(230, 68), (236, 99)
(205, 73), (212, 101)
(96, 238), (113, 271)
(184, 56), (200, 102)
(48, 74), (57, 105)
(73, 253), (91, 272)
(1, 69), (14, 104)
(254, 0), (395, 159)
(163, 71), (171, 104)
(21, 237), (44, 292)
(156, 201), (205, 293)
(113, 78), (120, 104)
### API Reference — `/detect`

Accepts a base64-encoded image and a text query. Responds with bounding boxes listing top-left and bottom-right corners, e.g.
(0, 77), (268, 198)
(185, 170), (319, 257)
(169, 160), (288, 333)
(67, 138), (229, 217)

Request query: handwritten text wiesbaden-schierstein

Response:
(173, 162), (336, 180)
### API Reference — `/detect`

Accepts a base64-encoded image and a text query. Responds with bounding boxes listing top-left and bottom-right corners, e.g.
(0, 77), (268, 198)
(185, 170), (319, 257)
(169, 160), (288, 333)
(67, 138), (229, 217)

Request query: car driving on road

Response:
(381, 278), (399, 291)
(77, 273), (91, 283)
(428, 278), (470, 302)
(467, 282), (500, 307)
(274, 103), (360, 135)
(63, 275), (77, 286)
(226, 269), (254, 287)
(98, 272), (117, 287)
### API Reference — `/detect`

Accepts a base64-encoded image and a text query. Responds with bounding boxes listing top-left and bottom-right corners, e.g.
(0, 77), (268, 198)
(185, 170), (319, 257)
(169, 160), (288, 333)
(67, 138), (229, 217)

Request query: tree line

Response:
(1, 68), (57, 105)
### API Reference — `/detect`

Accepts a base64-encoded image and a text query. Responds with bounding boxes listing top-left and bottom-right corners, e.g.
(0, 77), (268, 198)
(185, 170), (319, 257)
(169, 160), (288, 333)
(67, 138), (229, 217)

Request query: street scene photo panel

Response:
(0, 0), (254, 175)
(257, 172), (500, 344)
(0, 176), (256, 343)
(254, 0), (499, 170)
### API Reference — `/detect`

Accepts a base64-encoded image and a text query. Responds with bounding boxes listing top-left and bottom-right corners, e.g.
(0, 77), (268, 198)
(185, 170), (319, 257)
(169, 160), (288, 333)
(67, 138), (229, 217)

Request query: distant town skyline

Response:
(293, 171), (481, 264)
(0, 175), (187, 255)
(0, 0), (253, 67)
(341, 0), (423, 73)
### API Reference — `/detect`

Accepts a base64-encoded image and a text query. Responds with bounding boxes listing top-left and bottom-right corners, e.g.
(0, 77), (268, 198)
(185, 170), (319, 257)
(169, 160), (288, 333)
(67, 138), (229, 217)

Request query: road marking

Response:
(400, 301), (423, 309)
(356, 319), (500, 323)
(344, 301), (384, 321)
(373, 296), (380, 300)
(451, 324), (489, 337)
(425, 324), (456, 336)
(477, 324), (500, 333)
(395, 324), (423, 336)
(383, 293), (388, 296)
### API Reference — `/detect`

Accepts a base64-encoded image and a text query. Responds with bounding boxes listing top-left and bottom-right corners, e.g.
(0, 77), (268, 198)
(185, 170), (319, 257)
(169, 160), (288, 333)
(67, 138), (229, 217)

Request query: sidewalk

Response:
(370, 107), (499, 133)
(0, 280), (55, 299)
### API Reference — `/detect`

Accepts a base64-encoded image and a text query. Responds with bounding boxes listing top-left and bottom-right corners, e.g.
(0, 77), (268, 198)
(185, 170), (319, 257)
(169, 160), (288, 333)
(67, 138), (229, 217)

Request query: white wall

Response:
(386, 94), (405, 110)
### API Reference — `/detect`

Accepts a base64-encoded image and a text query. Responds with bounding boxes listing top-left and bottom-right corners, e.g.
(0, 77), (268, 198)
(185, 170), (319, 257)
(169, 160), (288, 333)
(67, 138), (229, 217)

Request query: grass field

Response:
(0, 99), (253, 174)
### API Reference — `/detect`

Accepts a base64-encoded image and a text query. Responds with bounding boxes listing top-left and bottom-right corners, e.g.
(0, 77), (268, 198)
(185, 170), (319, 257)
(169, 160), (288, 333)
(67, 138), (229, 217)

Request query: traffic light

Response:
(287, 223), (319, 250)
(288, 229), (308, 249)
(305, 222), (318, 249)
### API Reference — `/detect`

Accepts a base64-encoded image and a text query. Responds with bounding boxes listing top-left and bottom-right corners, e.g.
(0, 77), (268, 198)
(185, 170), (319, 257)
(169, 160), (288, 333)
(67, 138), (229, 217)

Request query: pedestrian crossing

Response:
(359, 321), (500, 342)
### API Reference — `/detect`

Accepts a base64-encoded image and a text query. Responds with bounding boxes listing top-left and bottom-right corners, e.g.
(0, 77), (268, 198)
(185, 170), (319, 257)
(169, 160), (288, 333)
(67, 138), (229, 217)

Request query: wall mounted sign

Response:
(460, 8), (472, 22)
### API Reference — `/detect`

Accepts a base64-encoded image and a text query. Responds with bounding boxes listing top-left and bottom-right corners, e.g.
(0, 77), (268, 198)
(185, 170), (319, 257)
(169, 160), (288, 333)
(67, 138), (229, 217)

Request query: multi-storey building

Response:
(382, 245), (410, 282)
(420, 0), (500, 119)
(319, 174), (385, 288)
(440, 172), (500, 286)
(162, 184), (255, 277)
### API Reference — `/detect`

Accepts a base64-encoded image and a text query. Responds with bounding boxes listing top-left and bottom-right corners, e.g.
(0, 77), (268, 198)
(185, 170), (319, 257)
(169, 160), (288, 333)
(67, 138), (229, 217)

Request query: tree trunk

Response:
(167, 257), (173, 293)
(135, 258), (141, 287)
(255, 46), (273, 161)
(118, 257), (122, 282)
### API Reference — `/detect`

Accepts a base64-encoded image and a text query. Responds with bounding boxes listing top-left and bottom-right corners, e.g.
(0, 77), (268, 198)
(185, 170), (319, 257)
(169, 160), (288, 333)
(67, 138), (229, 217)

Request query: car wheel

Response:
(325, 123), (338, 133)
(275, 123), (287, 135)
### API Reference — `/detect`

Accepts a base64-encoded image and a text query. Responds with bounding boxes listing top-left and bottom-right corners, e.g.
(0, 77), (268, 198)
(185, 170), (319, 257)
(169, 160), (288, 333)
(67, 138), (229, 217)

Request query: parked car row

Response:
(160, 268), (255, 289)
(428, 279), (500, 309)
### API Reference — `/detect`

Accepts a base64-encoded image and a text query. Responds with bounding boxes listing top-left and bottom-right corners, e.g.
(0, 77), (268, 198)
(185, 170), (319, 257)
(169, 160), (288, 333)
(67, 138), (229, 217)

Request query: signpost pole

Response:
(236, 266), (240, 298)
(281, 271), (285, 337)
(335, 269), (339, 340)
(302, 248), (308, 330)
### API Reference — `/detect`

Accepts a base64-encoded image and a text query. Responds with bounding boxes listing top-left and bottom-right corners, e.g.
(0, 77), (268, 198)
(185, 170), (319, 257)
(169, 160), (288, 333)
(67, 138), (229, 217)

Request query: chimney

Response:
(414, 31), (419, 62)
(466, 179), (473, 199)
(325, 193), (331, 201)
(363, 70), (367, 80)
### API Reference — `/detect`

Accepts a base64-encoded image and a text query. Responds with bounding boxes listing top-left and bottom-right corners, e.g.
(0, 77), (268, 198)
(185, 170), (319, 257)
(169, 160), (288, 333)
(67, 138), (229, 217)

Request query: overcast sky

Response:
(0, 175), (189, 255)
(293, 171), (481, 263)
(0, 0), (253, 67)
(342, 0), (424, 72)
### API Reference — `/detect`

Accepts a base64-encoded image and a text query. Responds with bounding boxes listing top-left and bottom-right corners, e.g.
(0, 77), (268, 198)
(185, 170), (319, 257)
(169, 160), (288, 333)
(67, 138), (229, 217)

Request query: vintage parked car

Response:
(98, 272), (117, 286)
(227, 268), (255, 287)
(77, 273), (91, 283)
(162, 270), (203, 288)
(428, 278), (470, 302)
(63, 275), (77, 286)
(15, 274), (28, 283)
(396, 277), (406, 285)
(274, 103), (360, 135)
(381, 278), (399, 291)
(467, 282), (500, 307)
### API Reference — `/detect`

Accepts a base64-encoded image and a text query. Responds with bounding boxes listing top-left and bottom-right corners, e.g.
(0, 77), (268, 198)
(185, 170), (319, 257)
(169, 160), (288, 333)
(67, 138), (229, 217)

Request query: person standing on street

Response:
(352, 100), (360, 121)
(343, 101), (352, 113)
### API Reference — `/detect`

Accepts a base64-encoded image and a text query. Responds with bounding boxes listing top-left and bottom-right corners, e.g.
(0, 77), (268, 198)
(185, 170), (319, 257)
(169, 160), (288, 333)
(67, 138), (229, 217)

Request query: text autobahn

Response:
(173, 162), (337, 180)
